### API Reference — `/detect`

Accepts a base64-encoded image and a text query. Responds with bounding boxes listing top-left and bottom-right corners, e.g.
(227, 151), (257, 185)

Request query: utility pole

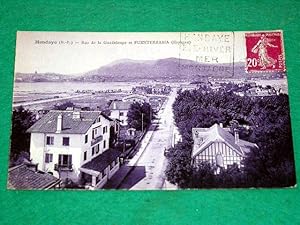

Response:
(141, 113), (144, 133)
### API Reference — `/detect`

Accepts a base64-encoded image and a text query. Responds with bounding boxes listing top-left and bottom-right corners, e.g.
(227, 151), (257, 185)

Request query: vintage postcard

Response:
(8, 31), (296, 190)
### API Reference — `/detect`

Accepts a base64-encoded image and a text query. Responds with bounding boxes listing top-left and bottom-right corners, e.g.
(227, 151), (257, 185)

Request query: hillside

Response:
(15, 58), (283, 82)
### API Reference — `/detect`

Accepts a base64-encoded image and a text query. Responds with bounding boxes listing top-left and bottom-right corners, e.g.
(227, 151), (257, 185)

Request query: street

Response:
(118, 88), (178, 190)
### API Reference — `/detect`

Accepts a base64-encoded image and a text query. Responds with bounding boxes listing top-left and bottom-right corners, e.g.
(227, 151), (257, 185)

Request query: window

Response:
(85, 134), (88, 143)
(58, 154), (72, 166)
(62, 137), (70, 146)
(92, 146), (95, 156)
(45, 153), (53, 163)
(96, 144), (100, 154)
(84, 151), (87, 161)
(97, 117), (101, 123)
(46, 136), (54, 145)
(103, 126), (108, 134)
(92, 127), (100, 139)
(120, 112), (124, 116)
(103, 140), (106, 149)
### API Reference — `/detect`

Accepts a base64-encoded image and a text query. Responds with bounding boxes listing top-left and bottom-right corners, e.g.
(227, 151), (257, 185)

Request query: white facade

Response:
(110, 109), (128, 126)
(193, 142), (243, 169)
(29, 112), (112, 184)
(192, 124), (257, 170)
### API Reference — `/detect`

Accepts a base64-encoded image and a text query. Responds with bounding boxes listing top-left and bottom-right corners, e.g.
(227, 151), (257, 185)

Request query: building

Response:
(27, 109), (121, 189)
(131, 86), (151, 95)
(246, 87), (277, 97)
(132, 84), (171, 95)
(8, 164), (61, 190)
(192, 123), (257, 171)
(152, 84), (171, 94)
(109, 100), (132, 126)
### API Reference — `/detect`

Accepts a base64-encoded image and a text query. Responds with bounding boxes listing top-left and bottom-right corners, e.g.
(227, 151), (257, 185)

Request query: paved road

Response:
(119, 89), (178, 190)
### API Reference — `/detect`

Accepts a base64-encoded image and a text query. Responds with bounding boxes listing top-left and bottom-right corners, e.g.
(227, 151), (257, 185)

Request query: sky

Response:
(15, 31), (246, 74)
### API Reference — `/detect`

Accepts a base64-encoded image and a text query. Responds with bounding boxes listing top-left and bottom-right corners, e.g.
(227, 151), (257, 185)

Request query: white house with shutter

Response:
(108, 100), (132, 126)
(27, 109), (121, 189)
(192, 123), (257, 172)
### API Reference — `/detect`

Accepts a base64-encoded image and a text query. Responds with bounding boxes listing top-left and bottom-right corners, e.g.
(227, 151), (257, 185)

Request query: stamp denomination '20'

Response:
(245, 31), (285, 73)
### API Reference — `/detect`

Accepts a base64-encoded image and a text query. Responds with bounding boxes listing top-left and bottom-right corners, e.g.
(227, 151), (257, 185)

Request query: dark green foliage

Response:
(189, 163), (247, 188)
(10, 106), (36, 165)
(168, 88), (296, 188)
(127, 102), (154, 131)
(216, 164), (246, 188)
(165, 141), (192, 188)
(244, 94), (296, 187)
(173, 89), (254, 141)
(189, 162), (216, 188)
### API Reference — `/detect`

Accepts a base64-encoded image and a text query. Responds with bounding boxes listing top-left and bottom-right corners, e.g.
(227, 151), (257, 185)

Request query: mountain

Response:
(79, 58), (285, 82)
(15, 58), (284, 82)
(80, 58), (249, 82)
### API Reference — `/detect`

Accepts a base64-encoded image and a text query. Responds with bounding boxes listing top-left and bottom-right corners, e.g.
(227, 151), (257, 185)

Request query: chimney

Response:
(113, 101), (117, 109)
(234, 129), (239, 144)
(219, 123), (223, 128)
(57, 114), (62, 133)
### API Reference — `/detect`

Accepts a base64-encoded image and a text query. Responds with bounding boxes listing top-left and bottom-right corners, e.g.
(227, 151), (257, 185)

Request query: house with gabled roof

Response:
(192, 123), (257, 171)
(108, 100), (132, 126)
(27, 109), (121, 189)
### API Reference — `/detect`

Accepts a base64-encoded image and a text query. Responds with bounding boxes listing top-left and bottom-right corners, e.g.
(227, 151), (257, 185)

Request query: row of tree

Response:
(166, 88), (296, 188)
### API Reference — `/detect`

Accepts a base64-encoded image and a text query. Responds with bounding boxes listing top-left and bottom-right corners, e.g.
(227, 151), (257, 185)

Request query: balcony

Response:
(91, 135), (103, 146)
(54, 164), (73, 172)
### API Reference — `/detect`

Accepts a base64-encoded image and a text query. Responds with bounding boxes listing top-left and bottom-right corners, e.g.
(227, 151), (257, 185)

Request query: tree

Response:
(216, 164), (246, 188)
(243, 94), (296, 187)
(165, 141), (192, 188)
(127, 102), (154, 130)
(189, 162), (216, 188)
(10, 106), (36, 165)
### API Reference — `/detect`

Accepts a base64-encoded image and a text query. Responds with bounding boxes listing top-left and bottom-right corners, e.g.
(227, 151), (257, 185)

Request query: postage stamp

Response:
(245, 31), (285, 72)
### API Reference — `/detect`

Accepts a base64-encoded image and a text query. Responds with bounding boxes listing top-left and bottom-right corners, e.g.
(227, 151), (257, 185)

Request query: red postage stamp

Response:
(245, 31), (285, 73)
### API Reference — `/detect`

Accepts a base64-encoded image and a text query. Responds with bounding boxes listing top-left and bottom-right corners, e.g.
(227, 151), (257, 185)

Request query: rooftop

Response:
(27, 110), (110, 134)
(81, 149), (121, 173)
(8, 164), (60, 190)
(192, 123), (257, 158)
(109, 100), (132, 110)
